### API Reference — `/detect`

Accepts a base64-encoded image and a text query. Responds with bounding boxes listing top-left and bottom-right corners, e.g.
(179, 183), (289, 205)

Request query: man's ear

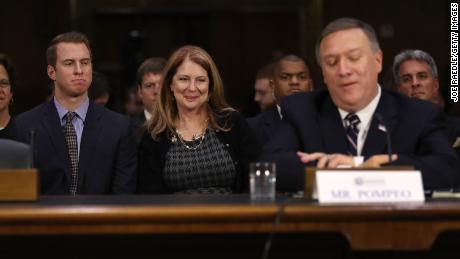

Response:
(269, 79), (277, 101)
(269, 79), (275, 92)
(374, 49), (383, 73)
(434, 78), (440, 91)
(307, 79), (314, 91)
(47, 65), (56, 81)
(137, 84), (143, 98)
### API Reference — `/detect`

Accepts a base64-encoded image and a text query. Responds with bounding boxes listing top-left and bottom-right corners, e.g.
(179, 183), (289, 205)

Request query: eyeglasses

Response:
(0, 80), (11, 88)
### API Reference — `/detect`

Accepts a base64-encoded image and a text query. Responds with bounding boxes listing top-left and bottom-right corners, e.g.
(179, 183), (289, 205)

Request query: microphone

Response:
(28, 128), (36, 168)
(373, 113), (393, 166)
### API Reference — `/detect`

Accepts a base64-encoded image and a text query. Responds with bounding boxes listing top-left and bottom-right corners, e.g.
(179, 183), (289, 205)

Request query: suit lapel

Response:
(362, 91), (398, 156)
(78, 102), (103, 189)
(41, 101), (72, 183)
(318, 97), (348, 154)
(263, 107), (281, 140)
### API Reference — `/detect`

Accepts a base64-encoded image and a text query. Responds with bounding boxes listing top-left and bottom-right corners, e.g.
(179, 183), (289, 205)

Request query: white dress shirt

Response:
(337, 86), (381, 163)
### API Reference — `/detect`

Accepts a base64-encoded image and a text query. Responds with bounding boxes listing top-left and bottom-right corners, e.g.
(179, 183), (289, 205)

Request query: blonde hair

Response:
(147, 45), (234, 139)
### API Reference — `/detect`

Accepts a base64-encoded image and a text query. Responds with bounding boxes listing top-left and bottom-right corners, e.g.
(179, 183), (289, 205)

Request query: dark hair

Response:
(255, 63), (274, 80)
(273, 54), (310, 77)
(46, 31), (92, 67)
(136, 57), (167, 85)
(0, 53), (16, 91)
(315, 18), (380, 65)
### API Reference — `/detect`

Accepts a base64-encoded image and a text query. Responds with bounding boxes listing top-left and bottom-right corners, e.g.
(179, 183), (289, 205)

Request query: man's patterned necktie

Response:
(63, 112), (78, 195)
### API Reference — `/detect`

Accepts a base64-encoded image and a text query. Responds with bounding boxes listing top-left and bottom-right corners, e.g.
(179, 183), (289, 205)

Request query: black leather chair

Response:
(0, 139), (33, 168)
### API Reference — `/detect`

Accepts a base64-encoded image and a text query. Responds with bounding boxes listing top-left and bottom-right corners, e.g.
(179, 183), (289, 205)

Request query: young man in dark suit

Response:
(263, 18), (459, 192)
(14, 32), (137, 195)
(131, 57), (166, 145)
(248, 55), (313, 148)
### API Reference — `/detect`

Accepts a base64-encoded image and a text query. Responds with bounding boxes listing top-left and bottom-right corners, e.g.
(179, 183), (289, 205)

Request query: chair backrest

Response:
(0, 139), (33, 169)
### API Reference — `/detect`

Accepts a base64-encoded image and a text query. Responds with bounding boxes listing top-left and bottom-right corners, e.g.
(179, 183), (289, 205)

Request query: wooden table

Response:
(1, 195), (460, 252)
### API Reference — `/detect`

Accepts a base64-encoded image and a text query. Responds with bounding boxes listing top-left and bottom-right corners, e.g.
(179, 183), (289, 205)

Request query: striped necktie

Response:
(63, 112), (78, 195)
(345, 113), (360, 156)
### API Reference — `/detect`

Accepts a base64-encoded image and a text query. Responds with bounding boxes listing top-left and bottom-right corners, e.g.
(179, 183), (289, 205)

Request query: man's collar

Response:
(276, 104), (282, 119)
(338, 85), (381, 120)
(144, 109), (152, 121)
(54, 96), (89, 121)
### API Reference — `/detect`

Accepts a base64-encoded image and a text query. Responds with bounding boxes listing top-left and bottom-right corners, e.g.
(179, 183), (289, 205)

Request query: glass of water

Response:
(250, 162), (276, 202)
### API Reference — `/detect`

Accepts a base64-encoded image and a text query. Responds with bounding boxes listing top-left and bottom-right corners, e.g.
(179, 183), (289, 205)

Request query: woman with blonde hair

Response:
(137, 45), (258, 194)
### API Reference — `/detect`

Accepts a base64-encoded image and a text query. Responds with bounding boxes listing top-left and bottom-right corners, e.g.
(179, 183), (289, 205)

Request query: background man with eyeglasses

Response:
(0, 53), (15, 139)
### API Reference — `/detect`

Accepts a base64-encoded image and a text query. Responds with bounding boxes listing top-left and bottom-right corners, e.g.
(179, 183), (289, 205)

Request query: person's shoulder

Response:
(215, 109), (242, 123)
(214, 109), (253, 135)
(15, 102), (50, 124)
(445, 114), (460, 140)
(246, 113), (260, 128)
(247, 107), (277, 125)
(130, 112), (146, 127)
(284, 89), (328, 107)
(139, 131), (156, 144)
(247, 111), (264, 126)
(91, 103), (130, 124)
(383, 89), (439, 114)
(281, 89), (328, 117)
(446, 114), (460, 124)
(139, 130), (171, 152)
(448, 115), (460, 136)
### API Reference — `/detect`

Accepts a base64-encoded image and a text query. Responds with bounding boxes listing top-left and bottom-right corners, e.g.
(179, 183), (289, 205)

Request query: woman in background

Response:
(137, 45), (258, 194)
(0, 54), (15, 139)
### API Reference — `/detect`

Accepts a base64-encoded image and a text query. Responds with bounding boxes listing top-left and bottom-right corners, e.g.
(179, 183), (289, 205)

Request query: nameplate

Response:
(316, 170), (425, 203)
